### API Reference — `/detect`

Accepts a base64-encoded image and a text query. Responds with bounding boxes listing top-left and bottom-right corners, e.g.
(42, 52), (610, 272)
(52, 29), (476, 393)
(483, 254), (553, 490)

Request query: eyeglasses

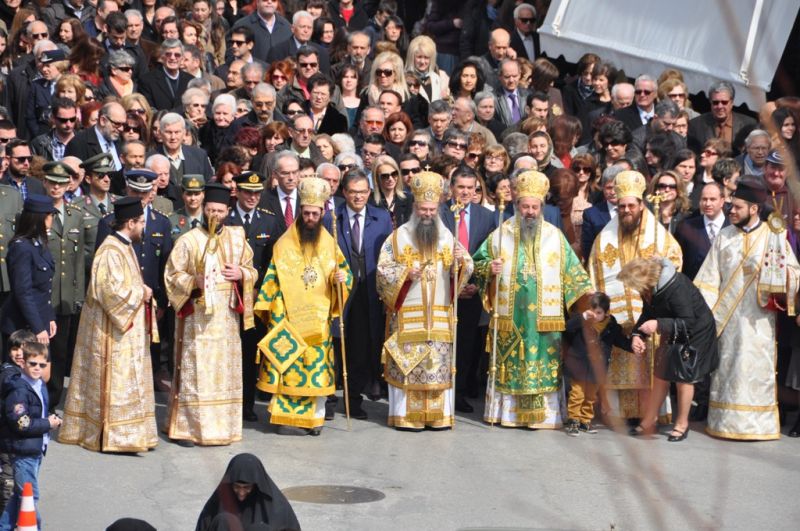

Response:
(31, 32), (48, 39)
(379, 170), (399, 180)
(128, 108), (146, 115)
(375, 68), (394, 77)
(299, 62), (318, 69)
(711, 99), (731, 106)
(55, 116), (77, 123)
(668, 92), (686, 99)
(573, 166), (592, 173)
(107, 117), (127, 128)
(407, 82), (420, 89)
(85, 95), (96, 102)
(293, 128), (314, 135)
(0, 138), (12, 143)
(518, 17), (535, 24)
(230, 39), (247, 46)
(11, 156), (32, 162)
(634, 89), (653, 96)
(188, 102), (207, 107)
(400, 166), (421, 175)
(123, 125), (140, 132)
(26, 361), (49, 368)
(466, 152), (481, 160)
(446, 140), (468, 150)
(408, 140), (427, 147)
(115, 66), (133, 72)
(363, 120), (384, 127)
(271, 74), (287, 80)
(702, 149), (718, 156)
(285, 109), (302, 116)
(338, 163), (356, 171)
(657, 182), (678, 190)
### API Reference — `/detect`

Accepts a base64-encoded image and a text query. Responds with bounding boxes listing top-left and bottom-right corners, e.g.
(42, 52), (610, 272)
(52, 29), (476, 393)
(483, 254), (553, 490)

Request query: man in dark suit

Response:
(227, 171), (283, 422)
(260, 151), (300, 228)
(687, 81), (757, 156)
(675, 181), (728, 280)
(1, 140), (46, 200)
(580, 165), (624, 261)
(509, 3), (540, 62)
(151, 112), (213, 187)
(613, 75), (658, 132)
(64, 102), (126, 188)
(494, 58), (530, 128)
(440, 166), (497, 412)
(323, 169), (393, 419)
(317, 163), (346, 213)
(266, 9), (331, 75)
(138, 40), (193, 111)
(231, 0), (292, 61)
(215, 26), (267, 81)
(100, 11), (149, 82)
(95, 169), (173, 379)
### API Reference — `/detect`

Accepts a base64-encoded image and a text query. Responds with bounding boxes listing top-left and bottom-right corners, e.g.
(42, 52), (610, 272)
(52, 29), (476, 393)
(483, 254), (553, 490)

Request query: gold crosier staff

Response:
(330, 208), (352, 431)
(643, 190), (663, 388)
(449, 199), (466, 427)
(488, 198), (506, 427)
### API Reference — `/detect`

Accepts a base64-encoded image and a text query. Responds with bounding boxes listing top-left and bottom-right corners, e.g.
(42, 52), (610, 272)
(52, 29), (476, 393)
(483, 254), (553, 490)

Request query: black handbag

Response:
(665, 319), (699, 383)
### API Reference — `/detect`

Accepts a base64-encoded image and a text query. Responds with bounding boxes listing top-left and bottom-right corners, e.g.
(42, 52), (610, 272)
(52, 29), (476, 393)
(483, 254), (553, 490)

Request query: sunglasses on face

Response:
(230, 39), (247, 46)
(11, 156), (32, 162)
(379, 170), (399, 180)
(55, 116), (77, 123)
(408, 140), (427, 147)
(128, 108), (146, 115)
(299, 62), (318, 69)
(446, 140), (468, 150)
(363, 120), (384, 127)
(115, 66), (133, 72)
(711, 100), (731, 106)
(0, 138), (11, 143)
(375, 68), (394, 77)
(338, 163), (356, 171)
(164, 51), (182, 58)
(466, 152), (481, 160)
(573, 166), (592, 173)
(285, 109), (302, 116)
(271, 74), (287, 80)
(634, 89), (653, 96)
(32, 32), (48, 39)
(123, 125), (140, 133)
(657, 182), (678, 190)
(400, 166), (421, 175)
(518, 17), (535, 24)
(26, 361), (48, 368)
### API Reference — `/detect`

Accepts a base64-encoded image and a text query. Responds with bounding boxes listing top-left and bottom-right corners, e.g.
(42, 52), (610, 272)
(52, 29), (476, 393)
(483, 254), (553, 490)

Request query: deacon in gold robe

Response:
(588, 171), (682, 420)
(474, 171), (593, 428)
(59, 197), (159, 453)
(255, 177), (352, 436)
(376, 170), (473, 430)
(695, 179), (800, 440)
(164, 183), (257, 446)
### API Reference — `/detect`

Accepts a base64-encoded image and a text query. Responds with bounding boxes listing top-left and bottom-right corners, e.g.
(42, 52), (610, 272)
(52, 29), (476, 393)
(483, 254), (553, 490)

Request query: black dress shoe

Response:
(173, 439), (195, 447)
(788, 417), (800, 438)
(668, 427), (689, 442)
(324, 402), (335, 420)
(242, 409), (258, 422)
(309, 426), (322, 436)
(350, 405), (368, 420)
(455, 396), (474, 413)
(277, 425), (310, 436)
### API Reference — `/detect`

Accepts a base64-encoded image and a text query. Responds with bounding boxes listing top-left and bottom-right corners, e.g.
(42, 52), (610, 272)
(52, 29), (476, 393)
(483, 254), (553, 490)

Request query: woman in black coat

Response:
(618, 257), (718, 442)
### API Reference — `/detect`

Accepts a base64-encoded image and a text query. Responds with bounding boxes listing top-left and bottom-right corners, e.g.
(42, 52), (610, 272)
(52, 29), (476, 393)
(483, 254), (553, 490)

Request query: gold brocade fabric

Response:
(59, 236), (157, 452)
(164, 226), (256, 445)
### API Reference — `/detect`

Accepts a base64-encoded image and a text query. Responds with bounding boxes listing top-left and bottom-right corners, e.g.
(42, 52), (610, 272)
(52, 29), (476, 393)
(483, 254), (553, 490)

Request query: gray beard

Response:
(414, 218), (439, 257)
(520, 217), (538, 246)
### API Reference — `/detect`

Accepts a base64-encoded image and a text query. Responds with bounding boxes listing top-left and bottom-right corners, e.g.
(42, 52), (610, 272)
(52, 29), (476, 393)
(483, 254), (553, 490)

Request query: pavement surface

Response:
(41, 393), (799, 530)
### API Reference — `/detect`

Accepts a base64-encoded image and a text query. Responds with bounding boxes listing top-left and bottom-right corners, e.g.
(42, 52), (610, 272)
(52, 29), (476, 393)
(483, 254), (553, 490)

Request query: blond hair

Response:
(617, 257), (663, 294)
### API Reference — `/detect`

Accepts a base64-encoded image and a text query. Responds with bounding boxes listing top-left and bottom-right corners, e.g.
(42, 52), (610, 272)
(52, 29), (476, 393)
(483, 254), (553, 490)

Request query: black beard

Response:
(734, 213), (753, 229)
(620, 210), (642, 235)
(299, 219), (321, 245)
(414, 218), (438, 256)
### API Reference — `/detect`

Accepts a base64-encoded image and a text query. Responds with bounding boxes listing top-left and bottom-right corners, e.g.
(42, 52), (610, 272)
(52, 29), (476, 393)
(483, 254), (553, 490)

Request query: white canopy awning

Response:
(538, 0), (799, 109)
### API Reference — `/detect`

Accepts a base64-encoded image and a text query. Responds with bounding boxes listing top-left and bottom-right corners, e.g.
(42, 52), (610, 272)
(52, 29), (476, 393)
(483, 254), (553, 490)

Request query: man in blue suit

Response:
(95, 169), (173, 380)
(323, 169), (393, 420)
(581, 163), (628, 261)
(440, 165), (497, 412)
(675, 182), (729, 280)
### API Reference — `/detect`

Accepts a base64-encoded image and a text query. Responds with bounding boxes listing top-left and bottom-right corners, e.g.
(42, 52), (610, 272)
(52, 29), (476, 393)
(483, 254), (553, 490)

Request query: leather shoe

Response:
(173, 439), (195, 448)
(667, 427), (689, 442)
(309, 426), (322, 436)
(277, 425), (310, 436)
(350, 405), (368, 420)
(242, 409), (258, 422)
(324, 402), (335, 420)
(455, 396), (474, 413)
(788, 417), (800, 438)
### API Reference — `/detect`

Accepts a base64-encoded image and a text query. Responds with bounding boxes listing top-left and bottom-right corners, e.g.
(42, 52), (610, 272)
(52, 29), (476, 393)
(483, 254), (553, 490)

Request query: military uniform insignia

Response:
(152, 232), (164, 238)
(249, 174), (259, 184)
(68, 228), (80, 234)
(179, 217), (186, 227)
(256, 233), (268, 239)
(17, 415), (30, 430)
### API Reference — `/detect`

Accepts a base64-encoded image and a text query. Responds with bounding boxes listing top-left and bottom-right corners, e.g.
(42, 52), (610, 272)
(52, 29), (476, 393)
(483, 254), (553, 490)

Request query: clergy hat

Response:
(42, 161), (76, 184)
(203, 182), (231, 205)
(766, 149), (784, 166)
(39, 49), (66, 64)
(298, 177), (330, 208)
(233, 171), (265, 192)
(80, 153), (115, 174)
(732, 177), (767, 204)
(515, 170), (549, 201)
(23, 194), (57, 214)
(125, 169), (156, 192)
(114, 196), (144, 221)
(181, 175), (205, 192)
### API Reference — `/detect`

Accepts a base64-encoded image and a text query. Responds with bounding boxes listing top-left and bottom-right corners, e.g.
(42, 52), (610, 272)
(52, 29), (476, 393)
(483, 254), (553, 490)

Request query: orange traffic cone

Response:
(16, 482), (37, 531)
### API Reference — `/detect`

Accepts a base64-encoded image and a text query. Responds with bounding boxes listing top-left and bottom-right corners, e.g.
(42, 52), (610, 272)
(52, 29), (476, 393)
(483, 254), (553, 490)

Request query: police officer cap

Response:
(80, 153), (115, 174)
(233, 171), (265, 192)
(23, 193), (57, 214)
(182, 175), (205, 192)
(114, 197), (144, 222)
(42, 161), (76, 184)
(203, 183), (231, 205)
(732, 177), (767, 205)
(39, 49), (66, 64)
(125, 169), (156, 192)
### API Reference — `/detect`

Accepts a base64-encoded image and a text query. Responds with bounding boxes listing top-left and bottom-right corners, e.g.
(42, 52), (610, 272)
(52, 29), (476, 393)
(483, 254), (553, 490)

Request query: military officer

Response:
(80, 153), (120, 269)
(96, 169), (174, 379)
(41, 161), (87, 412)
(227, 170), (283, 422)
(168, 175), (205, 241)
(0, 183), (22, 353)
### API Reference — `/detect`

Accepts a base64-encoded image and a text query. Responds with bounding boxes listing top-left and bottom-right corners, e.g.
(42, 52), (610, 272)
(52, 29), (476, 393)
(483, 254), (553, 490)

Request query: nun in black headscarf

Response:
(196, 453), (301, 531)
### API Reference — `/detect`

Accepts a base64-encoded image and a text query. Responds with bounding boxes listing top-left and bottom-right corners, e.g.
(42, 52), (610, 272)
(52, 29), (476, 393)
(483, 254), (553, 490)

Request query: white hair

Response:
(32, 39), (57, 57)
(331, 133), (356, 154)
(744, 129), (770, 147)
(513, 3), (537, 19)
(159, 112), (185, 130)
(181, 88), (209, 106)
(213, 94), (236, 112)
(292, 10), (313, 24)
(145, 154), (170, 169)
(125, 9), (143, 22)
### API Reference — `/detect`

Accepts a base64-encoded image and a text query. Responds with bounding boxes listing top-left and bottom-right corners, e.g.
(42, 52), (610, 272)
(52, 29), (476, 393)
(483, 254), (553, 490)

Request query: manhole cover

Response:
(282, 485), (385, 504)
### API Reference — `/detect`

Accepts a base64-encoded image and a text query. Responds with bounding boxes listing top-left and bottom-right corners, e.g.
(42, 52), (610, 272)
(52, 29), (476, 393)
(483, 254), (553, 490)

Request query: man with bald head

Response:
(452, 96), (497, 145)
(65, 102), (126, 182)
(483, 28), (516, 89)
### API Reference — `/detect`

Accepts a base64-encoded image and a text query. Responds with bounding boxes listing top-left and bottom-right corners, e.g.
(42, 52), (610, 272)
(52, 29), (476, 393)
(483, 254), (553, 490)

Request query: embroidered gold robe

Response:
(695, 222), (800, 440)
(254, 224), (351, 429)
(164, 225), (256, 445)
(376, 218), (472, 428)
(59, 234), (158, 452)
(588, 207), (682, 418)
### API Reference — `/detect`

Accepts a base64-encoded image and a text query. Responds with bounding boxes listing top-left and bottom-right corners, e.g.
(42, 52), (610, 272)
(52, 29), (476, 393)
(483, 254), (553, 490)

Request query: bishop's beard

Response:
(298, 218), (322, 246)
(414, 217), (439, 258)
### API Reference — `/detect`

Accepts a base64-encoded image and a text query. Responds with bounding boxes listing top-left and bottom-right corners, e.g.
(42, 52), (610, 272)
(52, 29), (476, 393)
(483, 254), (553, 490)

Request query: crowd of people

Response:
(0, 0), (797, 528)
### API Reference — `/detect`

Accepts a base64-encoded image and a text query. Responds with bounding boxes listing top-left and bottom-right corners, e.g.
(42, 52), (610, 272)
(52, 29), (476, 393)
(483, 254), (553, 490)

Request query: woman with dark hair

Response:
(579, 61), (617, 144)
(771, 106), (800, 161)
(383, 111), (413, 149)
(550, 114), (583, 168)
(448, 59), (485, 100)
(619, 257), (718, 442)
(57, 18), (85, 49)
(337, 63), (361, 126)
(531, 58), (564, 114)
(122, 113), (150, 145)
(195, 453), (299, 531)
(549, 168), (582, 256)
(312, 16), (336, 47)
(598, 120), (634, 168)
(381, 15), (408, 58)
(671, 148), (700, 208)
(644, 133), (678, 176)
(68, 36), (104, 87)
(0, 195), (56, 347)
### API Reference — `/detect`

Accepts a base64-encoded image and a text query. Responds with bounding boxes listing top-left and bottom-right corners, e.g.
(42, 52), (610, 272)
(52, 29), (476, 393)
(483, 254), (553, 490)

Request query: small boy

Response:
(0, 341), (61, 530)
(0, 330), (36, 514)
(562, 292), (630, 436)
